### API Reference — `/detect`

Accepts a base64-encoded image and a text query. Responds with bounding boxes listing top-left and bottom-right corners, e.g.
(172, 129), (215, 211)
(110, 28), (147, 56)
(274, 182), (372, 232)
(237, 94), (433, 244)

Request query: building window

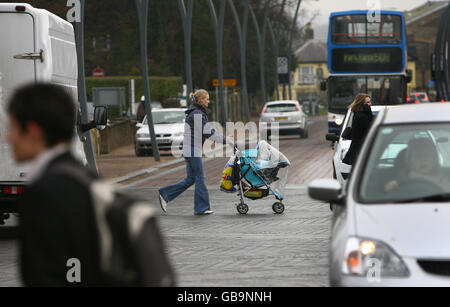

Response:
(298, 66), (316, 85)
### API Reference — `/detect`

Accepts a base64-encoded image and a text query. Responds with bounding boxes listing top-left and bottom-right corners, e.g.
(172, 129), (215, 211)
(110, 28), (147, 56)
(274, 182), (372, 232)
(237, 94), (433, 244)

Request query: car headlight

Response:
(342, 237), (410, 278)
(335, 117), (344, 126)
(137, 133), (150, 138)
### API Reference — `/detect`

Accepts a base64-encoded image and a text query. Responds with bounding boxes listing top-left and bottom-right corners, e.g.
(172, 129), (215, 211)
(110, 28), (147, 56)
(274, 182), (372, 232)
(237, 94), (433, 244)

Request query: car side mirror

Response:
(308, 179), (344, 205)
(406, 69), (413, 83)
(326, 133), (339, 142)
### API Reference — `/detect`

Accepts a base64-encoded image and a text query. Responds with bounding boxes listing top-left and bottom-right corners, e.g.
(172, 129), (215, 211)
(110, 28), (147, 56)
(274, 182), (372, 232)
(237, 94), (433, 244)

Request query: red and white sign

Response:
(92, 67), (105, 77)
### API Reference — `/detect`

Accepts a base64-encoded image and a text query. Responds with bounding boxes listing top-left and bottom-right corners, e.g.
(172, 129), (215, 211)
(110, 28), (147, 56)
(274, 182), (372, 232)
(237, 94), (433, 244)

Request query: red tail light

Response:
(414, 100), (420, 104)
(406, 97), (410, 102)
(415, 93), (421, 96)
(442, 100), (446, 103)
(296, 105), (300, 112)
(15, 6), (26, 11)
(262, 106), (267, 113)
(1, 185), (24, 195)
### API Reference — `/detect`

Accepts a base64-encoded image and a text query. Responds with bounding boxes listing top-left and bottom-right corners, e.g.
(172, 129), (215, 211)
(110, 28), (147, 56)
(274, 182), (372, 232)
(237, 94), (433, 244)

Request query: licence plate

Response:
(158, 139), (170, 144)
(275, 117), (288, 121)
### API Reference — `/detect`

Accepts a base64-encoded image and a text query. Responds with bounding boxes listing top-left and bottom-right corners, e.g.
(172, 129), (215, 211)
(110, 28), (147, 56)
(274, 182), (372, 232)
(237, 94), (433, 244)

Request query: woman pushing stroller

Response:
(158, 89), (234, 215)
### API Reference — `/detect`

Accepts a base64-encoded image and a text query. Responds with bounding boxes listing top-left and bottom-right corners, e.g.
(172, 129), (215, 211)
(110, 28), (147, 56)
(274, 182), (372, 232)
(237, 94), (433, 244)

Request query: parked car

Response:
(326, 105), (395, 185)
(135, 108), (186, 156)
(309, 103), (450, 286)
(407, 92), (429, 104)
(259, 100), (308, 138)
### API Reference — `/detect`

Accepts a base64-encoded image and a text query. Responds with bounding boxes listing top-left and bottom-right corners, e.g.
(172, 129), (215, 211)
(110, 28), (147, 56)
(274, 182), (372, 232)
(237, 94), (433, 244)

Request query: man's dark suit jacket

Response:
(19, 151), (103, 286)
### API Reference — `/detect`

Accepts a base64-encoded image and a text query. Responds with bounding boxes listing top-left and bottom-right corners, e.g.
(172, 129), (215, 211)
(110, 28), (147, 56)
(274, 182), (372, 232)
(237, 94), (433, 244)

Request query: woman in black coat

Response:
(342, 93), (373, 166)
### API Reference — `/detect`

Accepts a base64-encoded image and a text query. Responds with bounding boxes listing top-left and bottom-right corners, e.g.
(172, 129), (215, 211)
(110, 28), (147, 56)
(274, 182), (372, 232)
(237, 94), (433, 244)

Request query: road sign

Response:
(212, 79), (237, 87)
(93, 67), (105, 77)
(277, 57), (288, 74)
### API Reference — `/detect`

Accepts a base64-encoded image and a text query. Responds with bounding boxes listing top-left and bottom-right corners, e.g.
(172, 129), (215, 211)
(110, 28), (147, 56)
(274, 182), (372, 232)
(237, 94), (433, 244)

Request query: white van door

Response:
(0, 12), (36, 181)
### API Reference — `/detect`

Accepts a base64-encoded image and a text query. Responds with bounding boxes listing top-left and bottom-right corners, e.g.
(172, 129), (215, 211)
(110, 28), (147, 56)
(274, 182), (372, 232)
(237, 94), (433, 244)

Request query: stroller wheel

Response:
(237, 203), (249, 215)
(272, 202), (285, 214)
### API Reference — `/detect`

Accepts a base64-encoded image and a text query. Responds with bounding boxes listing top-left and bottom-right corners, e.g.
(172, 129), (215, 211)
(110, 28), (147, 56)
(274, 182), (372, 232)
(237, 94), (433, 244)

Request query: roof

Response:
(294, 40), (327, 63)
(405, 1), (449, 25)
(382, 103), (450, 124)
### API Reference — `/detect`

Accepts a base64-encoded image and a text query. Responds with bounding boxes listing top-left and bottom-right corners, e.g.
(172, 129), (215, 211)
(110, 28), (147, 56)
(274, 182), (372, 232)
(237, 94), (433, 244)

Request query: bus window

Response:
(332, 14), (402, 45)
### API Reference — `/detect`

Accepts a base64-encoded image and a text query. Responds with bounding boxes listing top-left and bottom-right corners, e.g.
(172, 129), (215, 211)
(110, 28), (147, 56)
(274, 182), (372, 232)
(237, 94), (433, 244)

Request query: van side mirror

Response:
(80, 106), (108, 133)
(320, 80), (327, 91)
(326, 133), (339, 142)
(94, 106), (108, 131)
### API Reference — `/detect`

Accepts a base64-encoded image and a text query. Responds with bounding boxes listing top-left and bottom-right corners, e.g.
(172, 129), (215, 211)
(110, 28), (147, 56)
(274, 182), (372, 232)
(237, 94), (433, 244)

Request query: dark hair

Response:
(7, 83), (76, 147)
(349, 93), (370, 112)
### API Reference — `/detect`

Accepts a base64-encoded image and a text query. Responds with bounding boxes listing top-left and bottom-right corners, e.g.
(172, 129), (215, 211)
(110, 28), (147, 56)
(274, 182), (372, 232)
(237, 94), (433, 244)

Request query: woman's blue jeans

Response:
(159, 157), (210, 214)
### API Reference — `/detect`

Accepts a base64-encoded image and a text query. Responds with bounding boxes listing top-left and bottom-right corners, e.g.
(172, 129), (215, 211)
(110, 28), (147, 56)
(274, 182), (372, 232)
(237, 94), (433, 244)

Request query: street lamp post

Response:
(178, 0), (194, 102)
(136, 0), (160, 161)
(71, 0), (98, 173)
(207, 0), (228, 126)
(226, 0), (251, 123)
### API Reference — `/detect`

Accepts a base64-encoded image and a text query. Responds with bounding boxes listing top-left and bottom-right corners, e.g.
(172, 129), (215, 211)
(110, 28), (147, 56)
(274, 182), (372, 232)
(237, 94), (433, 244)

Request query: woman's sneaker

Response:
(194, 210), (214, 215)
(159, 192), (167, 213)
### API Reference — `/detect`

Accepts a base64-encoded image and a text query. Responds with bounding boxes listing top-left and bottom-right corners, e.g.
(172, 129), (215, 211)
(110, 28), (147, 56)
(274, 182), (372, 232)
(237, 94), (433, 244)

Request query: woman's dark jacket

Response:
(342, 104), (373, 165)
(182, 103), (226, 157)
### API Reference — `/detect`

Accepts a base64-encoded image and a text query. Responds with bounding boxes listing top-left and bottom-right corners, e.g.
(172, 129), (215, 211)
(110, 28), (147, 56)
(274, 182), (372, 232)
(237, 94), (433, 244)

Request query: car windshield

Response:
(359, 123), (450, 203)
(266, 104), (297, 113)
(143, 111), (185, 124)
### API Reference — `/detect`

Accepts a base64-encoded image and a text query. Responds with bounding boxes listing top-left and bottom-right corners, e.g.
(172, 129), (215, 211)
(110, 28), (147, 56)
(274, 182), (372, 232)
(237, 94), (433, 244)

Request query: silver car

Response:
(259, 100), (308, 138)
(135, 108), (186, 156)
(327, 105), (394, 185)
(309, 103), (450, 286)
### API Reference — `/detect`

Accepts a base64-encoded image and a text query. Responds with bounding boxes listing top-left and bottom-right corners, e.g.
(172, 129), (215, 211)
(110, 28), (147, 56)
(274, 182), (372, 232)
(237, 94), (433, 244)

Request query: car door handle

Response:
(14, 49), (44, 62)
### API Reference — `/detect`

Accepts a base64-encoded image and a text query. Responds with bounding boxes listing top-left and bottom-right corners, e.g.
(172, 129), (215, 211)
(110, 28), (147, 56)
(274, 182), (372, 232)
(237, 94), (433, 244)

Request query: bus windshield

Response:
(329, 75), (405, 114)
(331, 14), (402, 45)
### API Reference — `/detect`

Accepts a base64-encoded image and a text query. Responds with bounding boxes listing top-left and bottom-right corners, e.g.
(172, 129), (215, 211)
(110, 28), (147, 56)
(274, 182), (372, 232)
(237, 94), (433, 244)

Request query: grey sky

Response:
(301, 0), (431, 40)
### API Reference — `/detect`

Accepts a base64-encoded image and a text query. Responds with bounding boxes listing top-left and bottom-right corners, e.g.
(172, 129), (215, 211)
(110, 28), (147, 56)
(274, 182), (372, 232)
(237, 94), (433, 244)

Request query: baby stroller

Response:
(220, 141), (290, 214)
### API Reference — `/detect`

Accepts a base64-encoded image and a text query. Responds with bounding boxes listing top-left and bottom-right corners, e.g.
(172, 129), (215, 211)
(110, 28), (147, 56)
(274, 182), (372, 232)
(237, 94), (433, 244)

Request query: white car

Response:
(135, 108), (186, 156)
(327, 105), (393, 185)
(309, 103), (450, 286)
(259, 100), (308, 138)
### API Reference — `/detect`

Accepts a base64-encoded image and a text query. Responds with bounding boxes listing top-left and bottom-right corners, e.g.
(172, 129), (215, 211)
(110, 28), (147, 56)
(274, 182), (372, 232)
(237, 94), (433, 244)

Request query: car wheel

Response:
(135, 143), (143, 157)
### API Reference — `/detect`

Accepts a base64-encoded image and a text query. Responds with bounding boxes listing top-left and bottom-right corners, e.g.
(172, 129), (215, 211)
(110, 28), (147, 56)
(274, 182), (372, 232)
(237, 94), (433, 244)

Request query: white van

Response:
(0, 3), (101, 225)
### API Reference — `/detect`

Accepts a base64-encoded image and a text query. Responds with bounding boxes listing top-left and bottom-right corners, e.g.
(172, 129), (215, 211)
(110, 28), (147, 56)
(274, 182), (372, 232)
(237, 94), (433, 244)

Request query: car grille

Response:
(417, 260), (450, 277)
(156, 134), (171, 137)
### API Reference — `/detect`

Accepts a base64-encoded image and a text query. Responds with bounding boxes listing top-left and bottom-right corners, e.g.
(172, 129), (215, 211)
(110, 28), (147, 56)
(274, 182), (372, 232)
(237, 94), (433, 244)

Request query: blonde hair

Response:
(349, 93), (370, 112)
(189, 89), (208, 104)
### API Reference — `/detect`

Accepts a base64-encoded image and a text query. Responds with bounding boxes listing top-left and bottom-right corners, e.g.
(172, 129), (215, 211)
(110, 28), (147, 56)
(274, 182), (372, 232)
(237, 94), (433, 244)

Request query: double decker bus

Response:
(324, 10), (410, 134)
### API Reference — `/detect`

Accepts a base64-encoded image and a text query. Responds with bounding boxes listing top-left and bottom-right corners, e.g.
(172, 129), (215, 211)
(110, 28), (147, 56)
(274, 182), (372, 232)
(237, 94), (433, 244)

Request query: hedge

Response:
(85, 76), (183, 105)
